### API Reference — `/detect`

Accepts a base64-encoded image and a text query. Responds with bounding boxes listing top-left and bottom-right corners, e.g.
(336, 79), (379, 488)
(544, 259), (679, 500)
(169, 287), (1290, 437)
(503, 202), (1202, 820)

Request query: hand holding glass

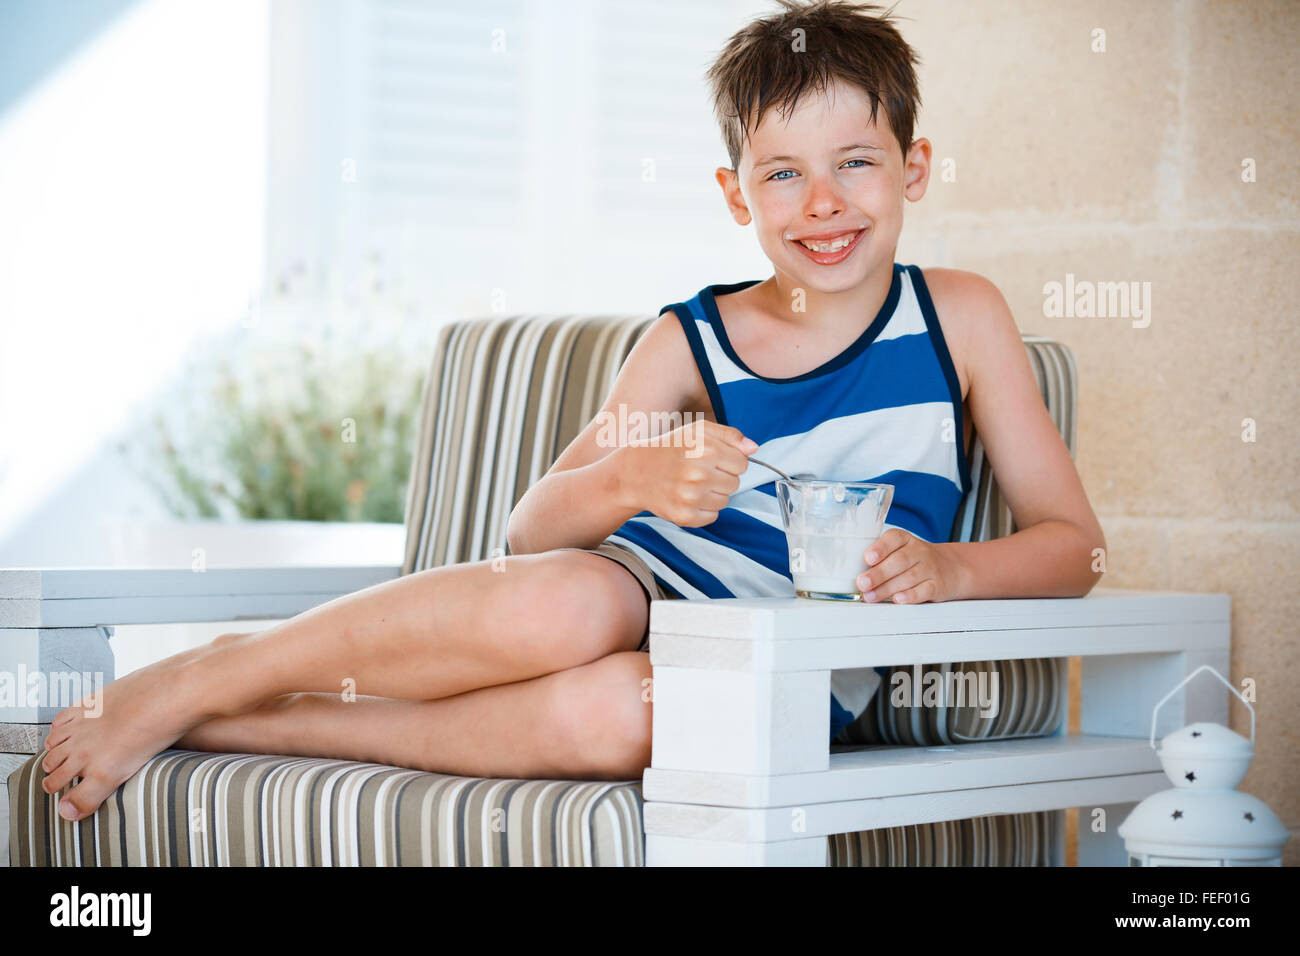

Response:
(775, 479), (895, 601)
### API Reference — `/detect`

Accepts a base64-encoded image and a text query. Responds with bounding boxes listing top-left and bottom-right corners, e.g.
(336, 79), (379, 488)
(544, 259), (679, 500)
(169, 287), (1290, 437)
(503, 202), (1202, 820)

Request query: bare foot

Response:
(40, 647), (221, 822)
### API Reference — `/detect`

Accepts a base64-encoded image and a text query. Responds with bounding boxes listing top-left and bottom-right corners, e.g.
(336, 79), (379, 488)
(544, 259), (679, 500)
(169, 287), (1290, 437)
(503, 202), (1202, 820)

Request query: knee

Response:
(211, 630), (253, 650)
(550, 652), (653, 780)
(511, 553), (646, 662)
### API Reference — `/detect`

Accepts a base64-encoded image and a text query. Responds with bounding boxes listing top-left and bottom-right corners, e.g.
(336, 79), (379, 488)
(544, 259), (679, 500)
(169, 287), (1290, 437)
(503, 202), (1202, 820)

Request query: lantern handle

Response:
(1150, 664), (1254, 751)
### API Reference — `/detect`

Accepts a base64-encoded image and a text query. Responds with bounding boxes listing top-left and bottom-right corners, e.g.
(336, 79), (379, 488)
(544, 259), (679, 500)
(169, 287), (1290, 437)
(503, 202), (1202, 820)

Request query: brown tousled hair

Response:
(705, 0), (922, 172)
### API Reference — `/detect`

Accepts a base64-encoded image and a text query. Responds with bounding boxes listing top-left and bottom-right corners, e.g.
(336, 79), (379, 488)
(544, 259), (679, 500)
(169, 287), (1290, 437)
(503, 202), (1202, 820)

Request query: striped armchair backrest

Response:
(401, 316), (1077, 575)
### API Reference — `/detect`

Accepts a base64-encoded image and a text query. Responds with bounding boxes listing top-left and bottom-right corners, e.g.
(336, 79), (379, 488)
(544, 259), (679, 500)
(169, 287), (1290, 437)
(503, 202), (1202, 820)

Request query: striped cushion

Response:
(8, 751), (644, 866)
(829, 810), (1060, 865)
(7, 314), (1077, 866)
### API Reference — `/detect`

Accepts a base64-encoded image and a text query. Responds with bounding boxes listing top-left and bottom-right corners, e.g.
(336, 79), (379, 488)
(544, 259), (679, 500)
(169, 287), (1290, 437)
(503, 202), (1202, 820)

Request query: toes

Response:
(41, 749), (84, 796)
(50, 706), (81, 728)
(44, 705), (85, 749)
(43, 723), (73, 752)
(58, 775), (115, 823)
(42, 757), (122, 822)
(41, 742), (70, 776)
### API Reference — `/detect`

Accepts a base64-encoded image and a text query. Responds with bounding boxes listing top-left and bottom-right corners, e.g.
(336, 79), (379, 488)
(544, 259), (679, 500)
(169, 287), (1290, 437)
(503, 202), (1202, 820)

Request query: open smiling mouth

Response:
(789, 227), (867, 265)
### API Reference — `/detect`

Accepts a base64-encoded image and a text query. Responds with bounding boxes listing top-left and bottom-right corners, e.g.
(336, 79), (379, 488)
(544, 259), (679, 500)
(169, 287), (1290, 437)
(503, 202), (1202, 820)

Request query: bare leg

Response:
(40, 549), (652, 819)
(174, 651), (655, 781)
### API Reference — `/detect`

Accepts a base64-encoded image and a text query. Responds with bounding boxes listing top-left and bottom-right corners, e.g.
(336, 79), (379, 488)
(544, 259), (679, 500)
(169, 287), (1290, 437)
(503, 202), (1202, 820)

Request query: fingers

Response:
(682, 421), (755, 477)
(693, 422), (755, 460)
(698, 424), (753, 476)
(721, 423), (758, 453)
(661, 422), (752, 527)
(863, 562), (925, 602)
(667, 481), (734, 527)
(855, 532), (951, 604)
(698, 486), (732, 507)
(714, 445), (752, 477)
(709, 466), (743, 497)
(866, 528), (909, 564)
(681, 512), (722, 528)
(858, 533), (920, 599)
(888, 579), (937, 605)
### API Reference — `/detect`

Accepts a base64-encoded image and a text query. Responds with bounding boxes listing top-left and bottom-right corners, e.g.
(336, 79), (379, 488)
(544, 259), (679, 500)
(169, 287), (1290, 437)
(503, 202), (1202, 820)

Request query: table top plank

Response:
(649, 588), (1229, 642)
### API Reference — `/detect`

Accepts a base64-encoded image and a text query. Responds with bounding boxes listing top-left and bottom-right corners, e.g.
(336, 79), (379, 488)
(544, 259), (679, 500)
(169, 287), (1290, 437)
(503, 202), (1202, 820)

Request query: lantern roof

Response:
(1159, 721), (1252, 758)
(1157, 721), (1253, 789)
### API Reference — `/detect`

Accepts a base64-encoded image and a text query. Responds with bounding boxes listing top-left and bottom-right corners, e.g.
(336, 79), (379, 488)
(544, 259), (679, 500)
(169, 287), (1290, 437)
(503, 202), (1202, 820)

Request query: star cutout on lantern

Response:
(1171, 809), (1183, 820)
(1185, 771), (1196, 782)
(1244, 812), (1255, 822)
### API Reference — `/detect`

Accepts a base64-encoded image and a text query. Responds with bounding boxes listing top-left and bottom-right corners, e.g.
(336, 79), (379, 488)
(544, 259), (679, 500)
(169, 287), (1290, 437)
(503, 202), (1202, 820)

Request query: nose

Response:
(802, 171), (846, 220)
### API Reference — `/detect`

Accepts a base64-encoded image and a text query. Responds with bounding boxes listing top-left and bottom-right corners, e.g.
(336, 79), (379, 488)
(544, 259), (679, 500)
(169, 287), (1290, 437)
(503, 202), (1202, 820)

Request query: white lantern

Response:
(1119, 665), (1289, 866)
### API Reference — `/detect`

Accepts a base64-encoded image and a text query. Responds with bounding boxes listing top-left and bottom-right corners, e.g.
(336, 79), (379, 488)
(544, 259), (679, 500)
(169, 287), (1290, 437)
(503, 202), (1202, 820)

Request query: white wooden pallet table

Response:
(641, 587), (1231, 867)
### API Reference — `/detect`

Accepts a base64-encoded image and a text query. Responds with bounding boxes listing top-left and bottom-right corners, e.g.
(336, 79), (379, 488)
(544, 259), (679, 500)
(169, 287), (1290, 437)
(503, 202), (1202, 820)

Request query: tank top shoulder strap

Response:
(901, 263), (973, 496)
(658, 288), (749, 427)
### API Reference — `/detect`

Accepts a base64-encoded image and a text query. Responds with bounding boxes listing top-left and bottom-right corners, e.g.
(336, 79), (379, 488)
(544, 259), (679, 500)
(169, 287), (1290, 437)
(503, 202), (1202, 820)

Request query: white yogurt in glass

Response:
(775, 479), (894, 601)
(787, 531), (878, 597)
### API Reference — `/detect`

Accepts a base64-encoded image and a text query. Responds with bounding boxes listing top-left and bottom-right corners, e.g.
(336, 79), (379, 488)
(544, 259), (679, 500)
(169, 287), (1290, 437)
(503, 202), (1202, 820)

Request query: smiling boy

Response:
(40, 0), (1105, 822)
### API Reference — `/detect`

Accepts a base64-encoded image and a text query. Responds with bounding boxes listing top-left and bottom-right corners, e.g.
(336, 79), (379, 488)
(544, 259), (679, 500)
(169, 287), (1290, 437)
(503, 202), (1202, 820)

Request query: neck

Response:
(761, 259), (896, 331)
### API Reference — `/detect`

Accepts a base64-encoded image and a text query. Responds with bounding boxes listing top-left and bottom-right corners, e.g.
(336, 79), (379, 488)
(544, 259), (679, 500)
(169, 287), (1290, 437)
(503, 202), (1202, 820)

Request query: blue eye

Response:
(766, 160), (874, 181)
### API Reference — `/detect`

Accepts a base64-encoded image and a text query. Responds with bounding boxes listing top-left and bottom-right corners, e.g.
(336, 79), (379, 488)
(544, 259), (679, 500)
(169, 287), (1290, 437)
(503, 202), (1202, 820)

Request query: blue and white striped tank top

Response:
(605, 262), (973, 601)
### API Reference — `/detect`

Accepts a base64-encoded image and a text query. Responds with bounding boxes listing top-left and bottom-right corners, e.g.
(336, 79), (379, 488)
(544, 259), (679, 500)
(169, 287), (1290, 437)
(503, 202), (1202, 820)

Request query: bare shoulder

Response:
(634, 307), (715, 421)
(916, 267), (1017, 402)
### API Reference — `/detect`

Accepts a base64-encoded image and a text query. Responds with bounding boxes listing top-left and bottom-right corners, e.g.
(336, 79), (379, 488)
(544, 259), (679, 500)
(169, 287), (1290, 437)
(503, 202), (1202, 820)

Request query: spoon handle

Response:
(747, 456), (791, 482)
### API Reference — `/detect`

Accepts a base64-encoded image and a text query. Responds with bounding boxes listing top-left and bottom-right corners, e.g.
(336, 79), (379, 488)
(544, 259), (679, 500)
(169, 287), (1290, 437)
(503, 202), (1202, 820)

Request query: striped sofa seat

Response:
(8, 313), (1077, 867)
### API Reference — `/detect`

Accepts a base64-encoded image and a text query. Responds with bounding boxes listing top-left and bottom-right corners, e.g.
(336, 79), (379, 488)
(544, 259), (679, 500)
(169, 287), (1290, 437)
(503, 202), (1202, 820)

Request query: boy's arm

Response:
(505, 310), (699, 555)
(941, 272), (1107, 600)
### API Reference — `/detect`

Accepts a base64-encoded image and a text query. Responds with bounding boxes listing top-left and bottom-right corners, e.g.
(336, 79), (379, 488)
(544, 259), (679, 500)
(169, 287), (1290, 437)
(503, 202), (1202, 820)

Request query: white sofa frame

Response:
(1, 568), (1230, 867)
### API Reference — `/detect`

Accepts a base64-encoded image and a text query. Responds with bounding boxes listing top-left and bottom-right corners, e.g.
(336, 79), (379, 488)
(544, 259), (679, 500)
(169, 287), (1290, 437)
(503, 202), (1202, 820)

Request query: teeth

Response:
(798, 231), (859, 252)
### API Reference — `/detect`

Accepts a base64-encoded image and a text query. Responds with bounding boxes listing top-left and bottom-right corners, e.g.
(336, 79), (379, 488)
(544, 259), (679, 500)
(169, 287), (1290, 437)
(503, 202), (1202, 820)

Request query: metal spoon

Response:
(748, 456), (816, 482)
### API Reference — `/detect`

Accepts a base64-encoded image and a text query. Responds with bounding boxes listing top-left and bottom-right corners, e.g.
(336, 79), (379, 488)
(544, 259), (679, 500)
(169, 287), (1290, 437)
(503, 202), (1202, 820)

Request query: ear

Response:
(902, 137), (932, 203)
(715, 167), (753, 226)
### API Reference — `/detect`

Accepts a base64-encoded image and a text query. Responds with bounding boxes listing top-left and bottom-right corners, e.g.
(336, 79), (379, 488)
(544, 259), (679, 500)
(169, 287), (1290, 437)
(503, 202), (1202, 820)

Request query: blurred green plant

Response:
(120, 328), (428, 523)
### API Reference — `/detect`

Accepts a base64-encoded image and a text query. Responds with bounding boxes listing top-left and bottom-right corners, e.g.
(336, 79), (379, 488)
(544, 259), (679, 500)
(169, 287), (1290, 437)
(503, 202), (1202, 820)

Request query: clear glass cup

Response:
(775, 479), (895, 601)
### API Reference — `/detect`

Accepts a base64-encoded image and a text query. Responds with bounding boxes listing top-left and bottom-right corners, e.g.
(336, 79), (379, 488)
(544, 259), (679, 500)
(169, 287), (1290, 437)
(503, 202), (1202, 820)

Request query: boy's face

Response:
(716, 78), (930, 297)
